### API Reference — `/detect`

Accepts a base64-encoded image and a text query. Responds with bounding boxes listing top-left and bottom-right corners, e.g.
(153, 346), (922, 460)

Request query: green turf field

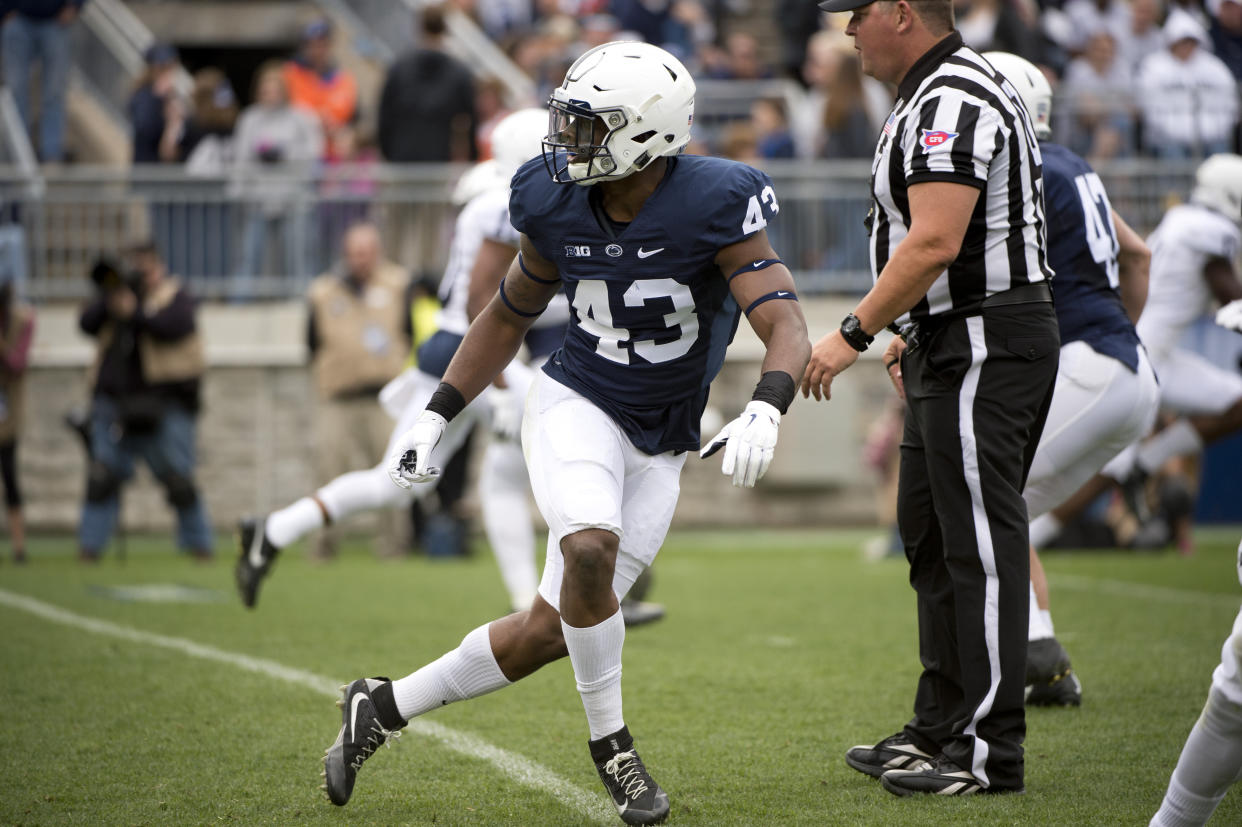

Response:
(2, 528), (1241, 825)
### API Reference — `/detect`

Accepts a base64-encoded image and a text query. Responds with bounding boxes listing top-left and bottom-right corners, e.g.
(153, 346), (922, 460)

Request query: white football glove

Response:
(1217, 299), (1242, 334)
(699, 400), (781, 488)
(387, 410), (447, 489)
(489, 386), (522, 442)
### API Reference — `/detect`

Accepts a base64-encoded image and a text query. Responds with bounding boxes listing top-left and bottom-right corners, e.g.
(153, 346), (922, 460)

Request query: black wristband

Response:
(750, 370), (797, 415)
(886, 357), (900, 370)
(426, 382), (467, 422)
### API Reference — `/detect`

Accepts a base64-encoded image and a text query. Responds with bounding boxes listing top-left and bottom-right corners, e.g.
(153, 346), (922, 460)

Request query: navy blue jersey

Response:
(1041, 142), (1141, 371)
(510, 154), (780, 454)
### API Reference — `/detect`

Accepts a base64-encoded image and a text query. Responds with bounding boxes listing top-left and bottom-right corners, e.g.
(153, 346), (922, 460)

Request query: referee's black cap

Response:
(817, 0), (874, 11)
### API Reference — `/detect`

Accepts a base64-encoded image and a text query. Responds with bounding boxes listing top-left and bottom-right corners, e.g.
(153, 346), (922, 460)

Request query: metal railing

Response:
(1, 158), (1199, 302)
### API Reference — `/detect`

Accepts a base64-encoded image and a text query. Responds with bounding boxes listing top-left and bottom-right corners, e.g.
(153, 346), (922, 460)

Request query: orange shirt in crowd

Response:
(283, 59), (357, 159)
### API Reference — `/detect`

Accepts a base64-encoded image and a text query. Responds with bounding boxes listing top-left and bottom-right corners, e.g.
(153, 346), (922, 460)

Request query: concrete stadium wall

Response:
(28, 299), (892, 544)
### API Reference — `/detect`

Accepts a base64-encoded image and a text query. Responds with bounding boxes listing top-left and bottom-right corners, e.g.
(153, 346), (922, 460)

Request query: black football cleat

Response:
(620, 599), (666, 628)
(880, 753), (1007, 797)
(590, 726), (669, 825)
(845, 732), (934, 778)
(1025, 637), (1082, 707)
(322, 677), (403, 806)
(234, 516), (278, 609)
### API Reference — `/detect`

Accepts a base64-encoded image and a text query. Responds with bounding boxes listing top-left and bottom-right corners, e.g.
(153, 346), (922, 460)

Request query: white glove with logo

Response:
(699, 400), (781, 488)
(1217, 299), (1242, 334)
(387, 410), (447, 489)
(489, 386), (522, 442)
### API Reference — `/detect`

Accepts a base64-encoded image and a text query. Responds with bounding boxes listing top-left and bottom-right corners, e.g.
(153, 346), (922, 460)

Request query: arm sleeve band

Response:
(426, 382), (467, 422)
(498, 278), (544, 318)
(744, 290), (798, 317)
(728, 258), (784, 282)
(750, 371), (797, 415)
(518, 254), (560, 285)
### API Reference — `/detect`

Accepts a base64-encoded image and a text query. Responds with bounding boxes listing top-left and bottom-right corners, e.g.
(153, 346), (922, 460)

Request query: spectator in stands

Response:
(1137, 9), (1238, 157)
(0, 270), (32, 564)
(1060, 29), (1136, 160)
(232, 62), (323, 287)
(1061, 0), (1131, 54)
(460, 0), (534, 40)
(1210, 0), (1242, 79)
(379, 3), (476, 277)
(751, 97), (796, 159)
(284, 18), (358, 161)
(953, 0), (1045, 62)
(705, 31), (775, 80)
(610, 0), (710, 61)
(305, 222), (410, 560)
(777, 0), (826, 83)
(791, 29), (889, 160)
(77, 243), (211, 562)
(1115, 0), (1167, 73)
(718, 120), (760, 162)
(179, 67), (238, 169)
(0, 0), (84, 163)
(129, 43), (183, 165)
(378, 4), (476, 163)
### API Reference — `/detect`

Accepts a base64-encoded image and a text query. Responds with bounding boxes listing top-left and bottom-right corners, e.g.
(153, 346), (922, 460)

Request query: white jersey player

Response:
(234, 109), (553, 613)
(1106, 154), (1242, 514)
(1151, 538), (1242, 827)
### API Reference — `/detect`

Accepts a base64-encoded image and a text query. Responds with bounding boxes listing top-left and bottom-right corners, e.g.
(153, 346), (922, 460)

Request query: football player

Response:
(234, 108), (561, 614)
(982, 53), (1161, 707)
(1151, 537), (1242, 827)
(1104, 153), (1242, 519)
(318, 42), (810, 825)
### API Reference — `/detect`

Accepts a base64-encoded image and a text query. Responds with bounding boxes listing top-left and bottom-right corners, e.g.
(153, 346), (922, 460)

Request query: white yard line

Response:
(0, 588), (613, 824)
(1049, 573), (1241, 609)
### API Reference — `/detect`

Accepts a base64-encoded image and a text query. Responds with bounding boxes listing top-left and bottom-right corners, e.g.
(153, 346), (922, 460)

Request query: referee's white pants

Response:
(1023, 342), (1160, 519)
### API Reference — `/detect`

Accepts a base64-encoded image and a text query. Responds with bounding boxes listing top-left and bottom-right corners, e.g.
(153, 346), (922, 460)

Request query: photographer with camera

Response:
(77, 242), (211, 562)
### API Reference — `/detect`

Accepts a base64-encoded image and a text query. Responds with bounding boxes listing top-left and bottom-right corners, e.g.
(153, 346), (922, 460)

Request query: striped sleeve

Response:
(901, 90), (1002, 190)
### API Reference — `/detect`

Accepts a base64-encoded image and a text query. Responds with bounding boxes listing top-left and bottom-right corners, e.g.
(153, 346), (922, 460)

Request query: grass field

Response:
(3, 527), (1242, 826)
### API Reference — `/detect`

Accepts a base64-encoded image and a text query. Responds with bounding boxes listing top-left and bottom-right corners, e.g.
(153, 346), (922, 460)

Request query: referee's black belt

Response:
(895, 281), (1052, 342)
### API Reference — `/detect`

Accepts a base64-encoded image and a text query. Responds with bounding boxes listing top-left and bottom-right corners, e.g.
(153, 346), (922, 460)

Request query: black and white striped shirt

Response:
(869, 32), (1053, 323)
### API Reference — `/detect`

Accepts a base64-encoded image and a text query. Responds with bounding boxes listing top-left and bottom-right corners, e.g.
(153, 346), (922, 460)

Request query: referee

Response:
(803, 0), (1059, 797)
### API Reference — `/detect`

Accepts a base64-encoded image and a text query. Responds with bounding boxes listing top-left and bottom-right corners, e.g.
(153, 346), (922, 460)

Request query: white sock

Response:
(563, 610), (626, 741)
(1028, 582), (1054, 641)
(480, 441), (539, 610)
(1151, 688), (1242, 826)
(1029, 513), (1062, 550)
(1137, 419), (1203, 474)
(265, 497), (324, 548)
(391, 624), (511, 720)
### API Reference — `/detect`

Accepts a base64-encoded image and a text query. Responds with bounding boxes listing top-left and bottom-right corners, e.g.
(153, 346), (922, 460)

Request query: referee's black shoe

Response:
(881, 753), (1024, 797)
(845, 732), (933, 778)
(235, 516), (278, 609)
(1026, 637), (1082, 707)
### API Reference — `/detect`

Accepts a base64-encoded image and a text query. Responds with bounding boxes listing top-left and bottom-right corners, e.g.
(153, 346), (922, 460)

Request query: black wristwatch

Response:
(840, 313), (874, 353)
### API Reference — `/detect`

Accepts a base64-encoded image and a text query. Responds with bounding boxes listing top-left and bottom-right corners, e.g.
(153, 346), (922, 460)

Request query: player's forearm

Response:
(1113, 209), (1150, 323)
(439, 298), (532, 403)
(757, 313), (811, 383)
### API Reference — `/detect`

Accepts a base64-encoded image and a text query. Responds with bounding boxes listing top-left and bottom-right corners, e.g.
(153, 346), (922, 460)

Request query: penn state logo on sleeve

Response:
(919, 129), (959, 150)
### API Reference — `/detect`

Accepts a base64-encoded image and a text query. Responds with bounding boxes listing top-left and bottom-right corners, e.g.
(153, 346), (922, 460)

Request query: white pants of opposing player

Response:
(312, 362), (539, 608)
(1102, 344), (1242, 481)
(523, 371), (684, 611)
(1023, 342), (1160, 519)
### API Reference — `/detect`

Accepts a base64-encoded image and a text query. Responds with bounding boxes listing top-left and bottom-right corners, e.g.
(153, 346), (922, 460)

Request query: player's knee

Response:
(85, 461), (122, 503)
(561, 530), (618, 594)
(160, 472), (199, 509)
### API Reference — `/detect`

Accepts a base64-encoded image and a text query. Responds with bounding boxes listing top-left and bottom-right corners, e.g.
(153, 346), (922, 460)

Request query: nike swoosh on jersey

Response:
(636, 247), (665, 259)
(349, 691), (367, 742)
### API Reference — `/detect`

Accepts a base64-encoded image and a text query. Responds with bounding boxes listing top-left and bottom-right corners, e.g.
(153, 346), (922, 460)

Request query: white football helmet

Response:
(1191, 154), (1242, 224)
(983, 51), (1052, 141)
(544, 40), (695, 186)
(450, 107), (549, 205)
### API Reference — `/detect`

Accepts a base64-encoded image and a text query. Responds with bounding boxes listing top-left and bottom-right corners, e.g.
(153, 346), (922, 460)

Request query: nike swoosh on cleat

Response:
(636, 247), (664, 259)
(248, 527), (266, 569)
(349, 691), (367, 742)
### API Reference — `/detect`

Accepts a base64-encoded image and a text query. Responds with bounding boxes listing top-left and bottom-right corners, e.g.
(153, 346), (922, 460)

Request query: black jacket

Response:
(378, 49), (477, 162)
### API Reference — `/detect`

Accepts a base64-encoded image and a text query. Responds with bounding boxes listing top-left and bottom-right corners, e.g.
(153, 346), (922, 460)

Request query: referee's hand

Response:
(801, 330), (859, 401)
(883, 337), (907, 401)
